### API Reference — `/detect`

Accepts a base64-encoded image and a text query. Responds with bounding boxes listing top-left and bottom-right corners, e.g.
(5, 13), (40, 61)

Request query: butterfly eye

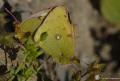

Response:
(40, 32), (48, 41)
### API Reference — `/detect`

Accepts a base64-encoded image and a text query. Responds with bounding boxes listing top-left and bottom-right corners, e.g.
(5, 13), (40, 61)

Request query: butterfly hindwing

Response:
(15, 9), (50, 39)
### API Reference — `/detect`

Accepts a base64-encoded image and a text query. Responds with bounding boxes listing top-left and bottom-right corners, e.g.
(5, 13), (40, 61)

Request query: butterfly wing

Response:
(15, 9), (50, 39)
(34, 6), (75, 64)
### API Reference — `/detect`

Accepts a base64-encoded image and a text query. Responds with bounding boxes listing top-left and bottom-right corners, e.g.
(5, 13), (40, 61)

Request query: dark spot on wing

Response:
(68, 13), (72, 24)
(40, 32), (48, 41)
(67, 34), (72, 38)
(64, 15), (67, 18)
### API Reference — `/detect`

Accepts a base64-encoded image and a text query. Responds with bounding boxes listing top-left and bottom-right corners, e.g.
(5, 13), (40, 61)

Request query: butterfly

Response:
(16, 6), (75, 64)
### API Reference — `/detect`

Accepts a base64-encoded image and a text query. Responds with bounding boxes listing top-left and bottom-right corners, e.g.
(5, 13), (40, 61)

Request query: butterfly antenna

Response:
(5, 8), (20, 23)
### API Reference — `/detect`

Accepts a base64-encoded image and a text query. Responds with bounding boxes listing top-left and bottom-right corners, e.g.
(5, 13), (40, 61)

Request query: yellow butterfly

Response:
(16, 6), (75, 64)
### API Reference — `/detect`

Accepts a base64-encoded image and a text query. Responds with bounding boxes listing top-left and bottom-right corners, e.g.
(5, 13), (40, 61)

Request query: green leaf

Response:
(101, 0), (120, 25)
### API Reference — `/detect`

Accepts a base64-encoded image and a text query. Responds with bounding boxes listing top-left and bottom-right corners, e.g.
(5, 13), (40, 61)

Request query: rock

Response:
(0, 0), (4, 8)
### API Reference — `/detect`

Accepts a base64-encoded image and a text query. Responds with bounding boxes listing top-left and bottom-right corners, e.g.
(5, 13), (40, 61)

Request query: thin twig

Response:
(4, 8), (20, 23)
